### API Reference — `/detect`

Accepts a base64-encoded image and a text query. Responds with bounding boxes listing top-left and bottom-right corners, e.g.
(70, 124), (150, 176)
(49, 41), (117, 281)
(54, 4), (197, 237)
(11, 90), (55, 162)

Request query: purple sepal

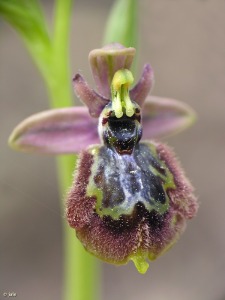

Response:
(8, 107), (99, 154)
(142, 96), (196, 140)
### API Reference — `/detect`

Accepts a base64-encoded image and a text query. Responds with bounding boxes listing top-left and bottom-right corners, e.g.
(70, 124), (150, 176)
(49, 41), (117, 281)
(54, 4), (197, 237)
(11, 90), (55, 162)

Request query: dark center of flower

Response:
(102, 109), (142, 155)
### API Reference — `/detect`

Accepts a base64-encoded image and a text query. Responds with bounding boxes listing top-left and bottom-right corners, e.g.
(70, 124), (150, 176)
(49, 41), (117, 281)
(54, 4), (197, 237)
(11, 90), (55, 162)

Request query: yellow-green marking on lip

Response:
(111, 69), (135, 118)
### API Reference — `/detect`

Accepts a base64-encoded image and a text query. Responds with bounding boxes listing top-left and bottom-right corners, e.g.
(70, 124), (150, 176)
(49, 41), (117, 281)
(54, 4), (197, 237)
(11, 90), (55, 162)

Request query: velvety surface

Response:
(1, 1), (225, 299)
(67, 141), (196, 267)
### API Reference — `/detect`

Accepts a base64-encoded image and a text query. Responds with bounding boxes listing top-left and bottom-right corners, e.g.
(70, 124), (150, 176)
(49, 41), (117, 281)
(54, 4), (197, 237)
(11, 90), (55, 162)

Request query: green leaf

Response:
(103, 0), (138, 48)
(0, 0), (52, 76)
(0, 0), (50, 43)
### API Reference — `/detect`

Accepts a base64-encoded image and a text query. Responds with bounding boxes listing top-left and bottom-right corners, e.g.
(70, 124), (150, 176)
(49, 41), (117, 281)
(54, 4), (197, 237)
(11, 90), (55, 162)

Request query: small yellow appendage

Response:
(130, 252), (149, 274)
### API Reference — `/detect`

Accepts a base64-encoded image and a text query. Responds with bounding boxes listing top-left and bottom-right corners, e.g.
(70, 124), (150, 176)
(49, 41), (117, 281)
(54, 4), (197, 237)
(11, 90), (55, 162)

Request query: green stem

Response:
(50, 0), (74, 108)
(49, 1), (101, 299)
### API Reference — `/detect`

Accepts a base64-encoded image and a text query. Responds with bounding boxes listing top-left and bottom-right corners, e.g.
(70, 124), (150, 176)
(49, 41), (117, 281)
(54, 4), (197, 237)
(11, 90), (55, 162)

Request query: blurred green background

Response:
(1, 1), (225, 299)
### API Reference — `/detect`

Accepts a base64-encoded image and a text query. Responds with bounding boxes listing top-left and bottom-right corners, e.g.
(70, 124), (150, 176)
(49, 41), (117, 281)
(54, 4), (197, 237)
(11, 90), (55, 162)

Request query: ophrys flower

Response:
(9, 43), (198, 273)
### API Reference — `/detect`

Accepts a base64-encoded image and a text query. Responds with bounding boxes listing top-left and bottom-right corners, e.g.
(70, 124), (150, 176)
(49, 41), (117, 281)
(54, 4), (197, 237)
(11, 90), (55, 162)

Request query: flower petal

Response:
(142, 96), (196, 139)
(130, 64), (154, 107)
(89, 43), (136, 98)
(73, 74), (109, 118)
(9, 107), (99, 154)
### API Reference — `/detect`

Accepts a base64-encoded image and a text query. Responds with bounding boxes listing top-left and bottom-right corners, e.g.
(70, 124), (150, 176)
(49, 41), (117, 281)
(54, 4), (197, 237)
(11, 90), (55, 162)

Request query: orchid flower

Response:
(9, 43), (198, 274)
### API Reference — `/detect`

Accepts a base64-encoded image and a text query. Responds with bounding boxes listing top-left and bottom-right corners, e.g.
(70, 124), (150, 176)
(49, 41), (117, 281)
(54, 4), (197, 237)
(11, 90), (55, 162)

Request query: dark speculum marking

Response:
(89, 143), (174, 220)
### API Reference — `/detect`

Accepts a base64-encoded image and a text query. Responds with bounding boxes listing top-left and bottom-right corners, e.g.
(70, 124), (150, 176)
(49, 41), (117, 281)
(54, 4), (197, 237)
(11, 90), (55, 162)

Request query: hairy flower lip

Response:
(67, 141), (198, 274)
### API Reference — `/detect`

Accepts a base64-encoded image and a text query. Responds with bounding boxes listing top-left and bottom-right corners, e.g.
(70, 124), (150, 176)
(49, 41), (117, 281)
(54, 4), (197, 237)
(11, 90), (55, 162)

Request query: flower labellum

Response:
(8, 43), (198, 274)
